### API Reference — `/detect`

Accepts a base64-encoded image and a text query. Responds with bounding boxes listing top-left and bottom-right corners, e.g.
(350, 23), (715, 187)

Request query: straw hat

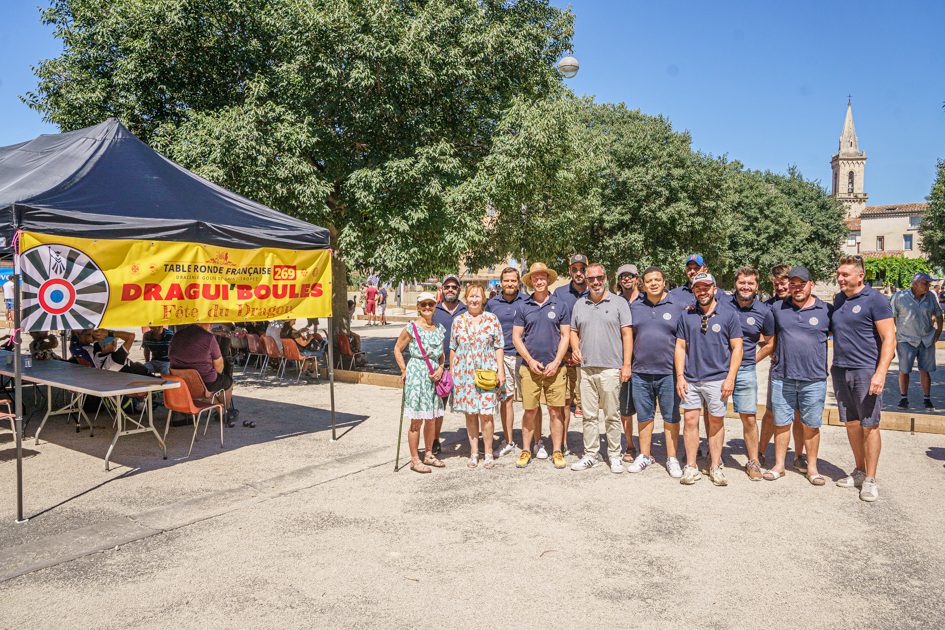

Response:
(522, 262), (558, 288)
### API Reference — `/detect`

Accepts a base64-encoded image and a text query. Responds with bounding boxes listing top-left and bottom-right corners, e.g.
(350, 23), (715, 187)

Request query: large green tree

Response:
(919, 159), (945, 270)
(26, 0), (574, 318)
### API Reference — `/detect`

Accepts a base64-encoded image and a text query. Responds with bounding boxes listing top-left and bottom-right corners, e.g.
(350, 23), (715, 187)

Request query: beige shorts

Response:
(519, 365), (566, 410)
(502, 354), (522, 401)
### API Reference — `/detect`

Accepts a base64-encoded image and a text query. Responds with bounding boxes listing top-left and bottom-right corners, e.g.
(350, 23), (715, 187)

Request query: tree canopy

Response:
(919, 159), (945, 271)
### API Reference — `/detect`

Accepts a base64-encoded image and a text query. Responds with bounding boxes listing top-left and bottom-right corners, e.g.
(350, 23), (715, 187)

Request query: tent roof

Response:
(0, 118), (329, 250)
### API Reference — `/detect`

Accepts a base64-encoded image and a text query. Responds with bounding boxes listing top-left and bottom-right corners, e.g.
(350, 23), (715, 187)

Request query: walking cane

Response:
(394, 387), (406, 472)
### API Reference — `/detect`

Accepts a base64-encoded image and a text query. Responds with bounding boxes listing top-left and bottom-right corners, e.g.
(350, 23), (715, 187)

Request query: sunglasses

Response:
(586, 275), (606, 283)
(619, 274), (638, 280)
(700, 313), (715, 334)
(418, 301), (436, 308)
(443, 285), (459, 291)
(570, 266), (587, 273)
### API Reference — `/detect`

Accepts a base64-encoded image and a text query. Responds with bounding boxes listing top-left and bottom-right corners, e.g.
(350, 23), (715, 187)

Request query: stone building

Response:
(835, 100), (927, 258)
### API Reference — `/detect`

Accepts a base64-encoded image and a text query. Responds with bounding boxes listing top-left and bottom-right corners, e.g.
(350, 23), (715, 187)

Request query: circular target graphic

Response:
(20, 244), (109, 331)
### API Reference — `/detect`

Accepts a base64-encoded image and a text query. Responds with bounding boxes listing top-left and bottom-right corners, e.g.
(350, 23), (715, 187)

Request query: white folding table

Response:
(0, 351), (180, 470)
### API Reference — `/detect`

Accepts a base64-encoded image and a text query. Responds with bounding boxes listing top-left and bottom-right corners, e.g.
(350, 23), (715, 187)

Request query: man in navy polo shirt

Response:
(758, 263), (805, 466)
(430, 273), (467, 455)
(729, 266), (775, 481)
(554, 253), (589, 447)
(832, 255), (896, 502)
(616, 263), (641, 462)
(764, 266), (832, 484)
(486, 267), (526, 458)
(674, 273), (743, 486)
(628, 266), (685, 477)
(668, 254), (728, 307)
(512, 263), (571, 469)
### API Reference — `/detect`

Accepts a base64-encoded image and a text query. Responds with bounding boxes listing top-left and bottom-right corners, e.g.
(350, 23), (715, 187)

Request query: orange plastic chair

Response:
(260, 335), (284, 376)
(161, 374), (225, 456)
(335, 334), (365, 370)
(241, 334), (265, 373)
(281, 338), (321, 382)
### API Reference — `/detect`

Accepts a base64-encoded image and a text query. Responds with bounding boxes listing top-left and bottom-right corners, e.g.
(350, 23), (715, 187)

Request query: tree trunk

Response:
(328, 223), (348, 337)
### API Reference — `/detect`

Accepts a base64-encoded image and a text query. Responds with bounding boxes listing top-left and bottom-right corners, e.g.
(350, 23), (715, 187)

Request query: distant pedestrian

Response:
(3, 277), (13, 324)
(890, 272), (942, 409)
(393, 292), (447, 473)
(674, 273), (743, 486)
(365, 283), (378, 326)
(450, 284), (504, 469)
(832, 256), (895, 502)
(569, 263), (633, 473)
(377, 285), (388, 326)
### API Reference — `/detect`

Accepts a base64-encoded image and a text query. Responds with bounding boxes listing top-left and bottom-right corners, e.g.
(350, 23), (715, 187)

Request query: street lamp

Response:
(557, 55), (579, 79)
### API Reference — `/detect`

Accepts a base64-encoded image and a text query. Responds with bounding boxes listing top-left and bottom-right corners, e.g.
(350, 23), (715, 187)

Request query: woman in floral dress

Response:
(450, 284), (505, 468)
(393, 292), (446, 473)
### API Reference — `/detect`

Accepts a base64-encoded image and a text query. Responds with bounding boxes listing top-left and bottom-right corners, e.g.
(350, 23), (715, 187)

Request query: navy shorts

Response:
(619, 379), (635, 416)
(831, 366), (882, 428)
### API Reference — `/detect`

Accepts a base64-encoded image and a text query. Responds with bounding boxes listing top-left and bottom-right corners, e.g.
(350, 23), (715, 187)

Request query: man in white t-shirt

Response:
(3, 278), (14, 323)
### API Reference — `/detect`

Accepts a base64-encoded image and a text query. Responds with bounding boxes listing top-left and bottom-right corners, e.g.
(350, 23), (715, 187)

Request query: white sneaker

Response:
(709, 466), (728, 487)
(535, 443), (549, 459)
(680, 465), (702, 485)
(860, 477), (879, 502)
(666, 458), (683, 478)
(497, 442), (516, 458)
(610, 458), (624, 474)
(570, 455), (597, 471)
(837, 468), (866, 489)
(628, 454), (655, 473)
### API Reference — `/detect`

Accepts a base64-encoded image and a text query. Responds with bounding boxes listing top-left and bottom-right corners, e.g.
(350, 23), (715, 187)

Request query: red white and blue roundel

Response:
(20, 245), (109, 331)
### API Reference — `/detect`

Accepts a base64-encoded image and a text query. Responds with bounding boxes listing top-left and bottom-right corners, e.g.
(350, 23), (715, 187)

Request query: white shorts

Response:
(377, 304), (386, 315)
(680, 380), (727, 417)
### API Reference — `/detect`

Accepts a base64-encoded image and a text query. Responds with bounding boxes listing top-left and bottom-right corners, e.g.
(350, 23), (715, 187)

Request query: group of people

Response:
(393, 252), (941, 503)
(361, 282), (389, 327)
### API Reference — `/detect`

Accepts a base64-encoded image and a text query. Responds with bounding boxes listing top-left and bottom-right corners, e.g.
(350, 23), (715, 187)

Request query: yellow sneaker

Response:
(515, 450), (532, 468)
(552, 451), (566, 469)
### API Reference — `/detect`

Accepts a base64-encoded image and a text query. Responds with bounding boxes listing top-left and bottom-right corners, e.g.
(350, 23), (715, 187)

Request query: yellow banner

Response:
(19, 233), (332, 331)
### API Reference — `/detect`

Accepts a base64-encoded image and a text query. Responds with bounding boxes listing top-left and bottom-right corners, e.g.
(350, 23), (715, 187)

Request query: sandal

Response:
(806, 473), (826, 486)
(762, 469), (786, 481)
(410, 462), (432, 474)
(467, 455), (479, 469)
(483, 455), (495, 469)
(243, 419), (256, 428)
(423, 455), (445, 468)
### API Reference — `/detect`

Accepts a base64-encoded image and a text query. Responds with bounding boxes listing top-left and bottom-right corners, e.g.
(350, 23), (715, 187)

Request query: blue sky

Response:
(2, 1), (943, 205)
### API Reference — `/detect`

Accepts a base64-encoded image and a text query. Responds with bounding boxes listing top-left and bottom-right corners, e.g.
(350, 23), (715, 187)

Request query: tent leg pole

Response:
(327, 316), (336, 442)
(13, 257), (26, 523)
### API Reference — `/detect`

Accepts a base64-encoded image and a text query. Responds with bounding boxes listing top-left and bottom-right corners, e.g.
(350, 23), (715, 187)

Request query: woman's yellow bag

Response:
(474, 369), (498, 390)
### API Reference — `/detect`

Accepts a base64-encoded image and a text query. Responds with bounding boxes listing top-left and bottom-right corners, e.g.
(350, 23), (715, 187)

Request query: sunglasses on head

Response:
(587, 275), (606, 283)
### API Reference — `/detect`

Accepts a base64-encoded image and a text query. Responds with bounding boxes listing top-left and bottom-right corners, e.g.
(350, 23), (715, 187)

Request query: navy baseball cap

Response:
(685, 254), (705, 267)
(442, 274), (460, 286)
(788, 266), (812, 282)
(913, 272), (933, 283)
(569, 254), (589, 267)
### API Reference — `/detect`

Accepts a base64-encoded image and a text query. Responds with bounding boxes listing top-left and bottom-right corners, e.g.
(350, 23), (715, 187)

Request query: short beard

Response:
(443, 294), (458, 304)
(589, 286), (605, 298)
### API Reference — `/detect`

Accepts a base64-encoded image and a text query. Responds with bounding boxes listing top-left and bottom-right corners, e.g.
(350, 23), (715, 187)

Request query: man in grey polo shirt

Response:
(569, 263), (634, 473)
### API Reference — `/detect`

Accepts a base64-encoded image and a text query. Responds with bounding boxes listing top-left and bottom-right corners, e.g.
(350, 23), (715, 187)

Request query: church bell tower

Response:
(831, 99), (868, 218)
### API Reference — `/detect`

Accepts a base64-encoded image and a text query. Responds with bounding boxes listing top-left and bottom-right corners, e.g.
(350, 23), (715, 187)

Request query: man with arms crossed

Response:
(890, 272), (942, 409)
(627, 267), (684, 477)
(554, 254), (589, 450)
(486, 267), (526, 457)
(763, 266), (831, 483)
(616, 264), (641, 462)
(729, 267), (775, 480)
(512, 263), (571, 469)
(832, 256), (896, 501)
(569, 263), (633, 473)
(674, 273), (743, 486)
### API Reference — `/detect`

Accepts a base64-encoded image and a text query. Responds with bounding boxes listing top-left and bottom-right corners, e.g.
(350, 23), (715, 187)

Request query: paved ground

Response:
(1, 320), (945, 626)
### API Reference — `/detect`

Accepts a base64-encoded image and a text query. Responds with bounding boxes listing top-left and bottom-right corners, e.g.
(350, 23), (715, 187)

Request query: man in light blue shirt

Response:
(890, 272), (943, 409)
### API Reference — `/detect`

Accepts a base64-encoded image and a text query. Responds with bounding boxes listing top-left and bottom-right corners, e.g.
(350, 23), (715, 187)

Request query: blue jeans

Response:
(732, 364), (758, 414)
(631, 373), (680, 424)
(897, 341), (936, 374)
(770, 378), (826, 428)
